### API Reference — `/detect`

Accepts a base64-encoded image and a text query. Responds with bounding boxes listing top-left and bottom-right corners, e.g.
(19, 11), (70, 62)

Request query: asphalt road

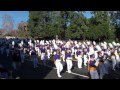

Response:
(0, 51), (120, 79)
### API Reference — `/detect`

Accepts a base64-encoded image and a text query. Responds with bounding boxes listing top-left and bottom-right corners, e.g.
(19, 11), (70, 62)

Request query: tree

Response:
(87, 11), (116, 42)
(28, 11), (118, 42)
(29, 11), (63, 39)
(18, 21), (30, 38)
(66, 11), (88, 40)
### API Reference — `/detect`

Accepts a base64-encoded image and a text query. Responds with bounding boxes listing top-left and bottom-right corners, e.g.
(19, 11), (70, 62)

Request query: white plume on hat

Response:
(104, 41), (107, 45)
(18, 43), (21, 47)
(116, 43), (119, 46)
(34, 40), (36, 43)
(12, 41), (15, 46)
(53, 41), (58, 49)
(75, 41), (77, 44)
(89, 46), (94, 55)
(93, 41), (96, 45)
(114, 50), (118, 55)
(64, 41), (70, 48)
(21, 40), (23, 45)
(103, 44), (107, 49)
(37, 40), (39, 43)
(79, 42), (81, 45)
(109, 43), (113, 48)
(29, 39), (32, 43)
(96, 45), (102, 51)
(87, 41), (90, 45)
(46, 41), (49, 44)
(82, 44), (85, 48)
(112, 41), (116, 46)
(101, 43), (104, 46)
(76, 44), (79, 48)
(83, 42), (86, 45)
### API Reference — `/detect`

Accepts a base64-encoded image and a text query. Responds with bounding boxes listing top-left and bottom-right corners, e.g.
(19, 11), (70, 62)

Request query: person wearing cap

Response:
(65, 48), (73, 73)
(54, 50), (63, 78)
(88, 54), (99, 79)
(76, 48), (83, 69)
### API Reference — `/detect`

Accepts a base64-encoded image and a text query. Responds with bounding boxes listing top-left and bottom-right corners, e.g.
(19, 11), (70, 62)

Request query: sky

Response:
(0, 11), (29, 29)
(0, 11), (92, 29)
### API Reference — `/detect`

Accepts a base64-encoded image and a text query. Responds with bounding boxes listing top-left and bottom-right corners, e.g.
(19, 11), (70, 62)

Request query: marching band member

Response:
(88, 54), (99, 79)
(65, 48), (73, 73)
(76, 48), (83, 69)
(54, 50), (63, 78)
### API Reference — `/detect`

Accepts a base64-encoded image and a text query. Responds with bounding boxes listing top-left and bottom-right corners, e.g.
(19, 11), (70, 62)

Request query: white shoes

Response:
(78, 67), (82, 69)
(68, 71), (72, 73)
(58, 75), (62, 78)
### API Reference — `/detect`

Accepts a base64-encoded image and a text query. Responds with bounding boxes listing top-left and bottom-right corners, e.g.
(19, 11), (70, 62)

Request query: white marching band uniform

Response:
(65, 50), (73, 73)
(54, 52), (63, 77)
